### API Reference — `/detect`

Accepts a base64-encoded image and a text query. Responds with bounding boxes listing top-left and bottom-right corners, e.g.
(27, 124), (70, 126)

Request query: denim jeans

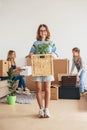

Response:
(32, 75), (54, 82)
(79, 70), (86, 93)
(14, 75), (26, 89)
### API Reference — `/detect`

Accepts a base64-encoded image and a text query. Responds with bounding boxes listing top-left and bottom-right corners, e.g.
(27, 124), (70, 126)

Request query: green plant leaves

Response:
(33, 42), (52, 54)
(7, 68), (15, 91)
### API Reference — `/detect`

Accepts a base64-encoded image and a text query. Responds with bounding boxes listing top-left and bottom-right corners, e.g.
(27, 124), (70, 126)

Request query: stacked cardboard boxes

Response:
(0, 60), (9, 98)
(50, 59), (69, 100)
(0, 60), (9, 77)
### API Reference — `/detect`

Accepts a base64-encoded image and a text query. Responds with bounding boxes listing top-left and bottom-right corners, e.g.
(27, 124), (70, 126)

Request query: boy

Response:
(70, 47), (87, 96)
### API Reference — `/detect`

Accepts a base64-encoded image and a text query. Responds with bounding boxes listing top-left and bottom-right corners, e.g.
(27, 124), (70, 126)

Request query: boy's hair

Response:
(72, 47), (80, 53)
(36, 24), (50, 41)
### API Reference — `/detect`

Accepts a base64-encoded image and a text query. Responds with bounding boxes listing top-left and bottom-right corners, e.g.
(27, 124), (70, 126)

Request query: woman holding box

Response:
(29, 24), (58, 118)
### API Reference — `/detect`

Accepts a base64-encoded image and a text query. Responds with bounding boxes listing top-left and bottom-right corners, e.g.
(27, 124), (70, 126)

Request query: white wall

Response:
(0, 0), (87, 84)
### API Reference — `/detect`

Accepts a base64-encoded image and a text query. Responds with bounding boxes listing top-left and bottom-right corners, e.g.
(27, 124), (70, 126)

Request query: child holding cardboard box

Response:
(28, 24), (58, 118)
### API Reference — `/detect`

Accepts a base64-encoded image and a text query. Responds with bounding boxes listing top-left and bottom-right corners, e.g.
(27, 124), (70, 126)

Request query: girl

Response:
(28, 24), (58, 118)
(7, 50), (29, 93)
(70, 47), (86, 96)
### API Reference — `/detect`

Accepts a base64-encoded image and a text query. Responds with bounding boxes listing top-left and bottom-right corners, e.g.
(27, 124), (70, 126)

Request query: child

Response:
(28, 24), (58, 118)
(70, 47), (86, 96)
(7, 50), (30, 94)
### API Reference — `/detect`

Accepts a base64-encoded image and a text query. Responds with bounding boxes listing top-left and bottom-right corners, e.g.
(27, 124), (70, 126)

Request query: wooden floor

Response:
(0, 94), (87, 130)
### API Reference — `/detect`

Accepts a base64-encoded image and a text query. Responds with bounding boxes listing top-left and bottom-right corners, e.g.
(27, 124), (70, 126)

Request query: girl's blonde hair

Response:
(36, 24), (50, 41)
(7, 50), (16, 64)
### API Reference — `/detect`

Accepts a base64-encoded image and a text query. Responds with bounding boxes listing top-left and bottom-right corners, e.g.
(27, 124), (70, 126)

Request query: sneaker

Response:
(23, 88), (30, 92)
(80, 93), (84, 97)
(22, 88), (31, 95)
(16, 88), (21, 93)
(23, 91), (31, 95)
(39, 108), (44, 118)
(44, 108), (51, 118)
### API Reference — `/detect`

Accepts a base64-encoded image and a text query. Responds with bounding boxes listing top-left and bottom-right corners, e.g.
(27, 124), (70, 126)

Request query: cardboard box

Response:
(31, 54), (53, 76)
(0, 60), (9, 76)
(20, 66), (32, 76)
(25, 76), (44, 91)
(52, 59), (69, 84)
(50, 84), (59, 100)
(25, 76), (36, 91)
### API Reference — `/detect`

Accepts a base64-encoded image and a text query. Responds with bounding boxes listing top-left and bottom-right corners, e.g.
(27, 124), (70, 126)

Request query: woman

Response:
(70, 47), (87, 96)
(29, 24), (58, 118)
(7, 50), (29, 93)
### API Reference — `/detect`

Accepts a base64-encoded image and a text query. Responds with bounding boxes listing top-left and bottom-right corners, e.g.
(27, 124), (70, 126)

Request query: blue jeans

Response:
(14, 75), (26, 89)
(79, 70), (86, 93)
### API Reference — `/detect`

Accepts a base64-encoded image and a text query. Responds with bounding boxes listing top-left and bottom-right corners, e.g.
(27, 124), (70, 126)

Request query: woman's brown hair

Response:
(36, 24), (50, 41)
(7, 50), (15, 61)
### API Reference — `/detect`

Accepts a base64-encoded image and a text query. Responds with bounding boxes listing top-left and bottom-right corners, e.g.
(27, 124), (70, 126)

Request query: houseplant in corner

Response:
(7, 68), (16, 105)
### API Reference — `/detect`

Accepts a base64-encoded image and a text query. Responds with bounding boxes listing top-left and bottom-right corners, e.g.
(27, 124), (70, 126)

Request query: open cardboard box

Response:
(52, 59), (69, 84)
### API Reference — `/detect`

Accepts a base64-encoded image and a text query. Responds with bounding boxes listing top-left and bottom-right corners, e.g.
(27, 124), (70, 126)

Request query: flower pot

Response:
(7, 94), (16, 105)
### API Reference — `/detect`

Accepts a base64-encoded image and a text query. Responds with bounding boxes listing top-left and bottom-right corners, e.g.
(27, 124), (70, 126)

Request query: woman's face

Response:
(39, 26), (47, 40)
(11, 52), (16, 59)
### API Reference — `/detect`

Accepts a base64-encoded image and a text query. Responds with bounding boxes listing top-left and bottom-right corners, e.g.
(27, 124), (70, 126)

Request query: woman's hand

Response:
(16, 67), (23, 72)
(25, 54), (32, 58)
(25, 55), (29, 58)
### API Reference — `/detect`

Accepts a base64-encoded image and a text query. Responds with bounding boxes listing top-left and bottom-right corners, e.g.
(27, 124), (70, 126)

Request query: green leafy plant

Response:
(7, 68), (16, 95)
(33, 43), (53, 54)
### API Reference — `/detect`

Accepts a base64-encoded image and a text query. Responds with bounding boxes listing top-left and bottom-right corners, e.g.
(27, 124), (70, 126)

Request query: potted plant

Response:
(7, 68), (16, 105)
(33, 42), (54, 54)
